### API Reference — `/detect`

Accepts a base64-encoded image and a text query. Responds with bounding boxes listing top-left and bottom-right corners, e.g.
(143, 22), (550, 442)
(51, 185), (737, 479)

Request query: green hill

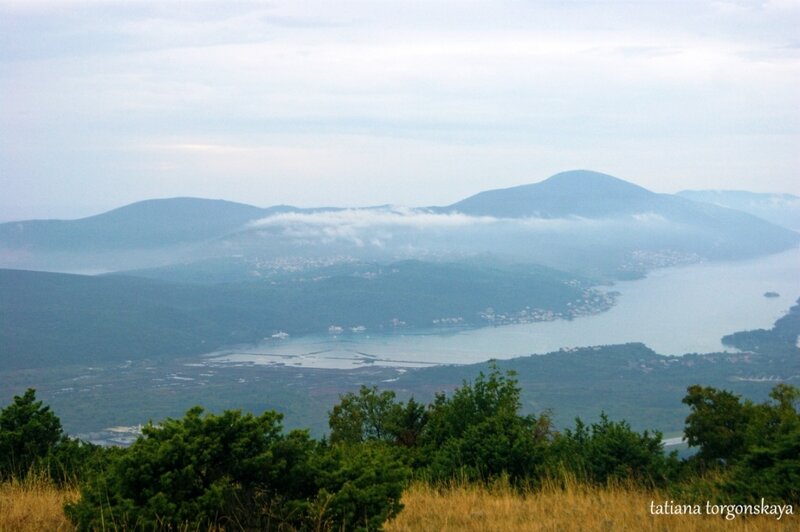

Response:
(0, 261), (595, 369)
(0, 197), (268, 250)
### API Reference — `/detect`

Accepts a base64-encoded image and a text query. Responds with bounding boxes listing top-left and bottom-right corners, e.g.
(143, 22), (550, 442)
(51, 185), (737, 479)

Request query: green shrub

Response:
(550, 414), (677, 486)
(66, 406), (408, 531)
(715, 384), (799, 504)
(723, 424), (800, 504)
(44, 437), (112, 485)
(329, 386), (427, 450)
(682, 385), (753, 465)
(419, 365), (552, 483)
(309, 443), (409, 532)
(678, 383), (800, 505)
(0, 389), (63, 480)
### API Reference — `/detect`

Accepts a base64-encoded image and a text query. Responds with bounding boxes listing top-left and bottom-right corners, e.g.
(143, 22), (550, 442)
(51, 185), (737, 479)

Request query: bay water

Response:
(205, 248), (800, 369)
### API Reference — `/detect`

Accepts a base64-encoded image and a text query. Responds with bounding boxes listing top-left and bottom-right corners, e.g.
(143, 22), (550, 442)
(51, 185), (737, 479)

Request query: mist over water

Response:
(206, 247), (800, 369)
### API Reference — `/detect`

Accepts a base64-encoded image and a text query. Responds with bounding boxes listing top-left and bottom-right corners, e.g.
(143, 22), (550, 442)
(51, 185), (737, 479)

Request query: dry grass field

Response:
(385, 480), (796, 532)
(1, 477), (795, 531)
(0, 475), (78, 532)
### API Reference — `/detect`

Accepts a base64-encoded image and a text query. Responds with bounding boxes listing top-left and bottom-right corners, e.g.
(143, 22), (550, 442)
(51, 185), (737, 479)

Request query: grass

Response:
(0, 474), (78, 532)
(1, 476), (795, 531)
(385, 478), (796, 532)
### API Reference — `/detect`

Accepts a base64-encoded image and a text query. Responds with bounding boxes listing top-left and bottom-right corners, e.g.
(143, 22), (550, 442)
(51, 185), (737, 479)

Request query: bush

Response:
(309, 443), (409, 531)
(419, 365), (552, 483)
(717, 384), (799, 504)
(66, 406), (408, 531)
(723, 424), (800, 504)
(44, 437), (111, 485)
(682, 385), (753, 465)
(0, 389), (63, 480)
(67, 407), (286, 529)
(550, 414), (676, 486)
(329, 386), (427, 449)
(678, 383), (800, 505)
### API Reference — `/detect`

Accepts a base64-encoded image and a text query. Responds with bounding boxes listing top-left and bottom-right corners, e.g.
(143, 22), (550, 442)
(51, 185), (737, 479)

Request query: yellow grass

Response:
(385, 479), (797, 532)
(1, 476), (795, 532)
(0, 475), (78, 532)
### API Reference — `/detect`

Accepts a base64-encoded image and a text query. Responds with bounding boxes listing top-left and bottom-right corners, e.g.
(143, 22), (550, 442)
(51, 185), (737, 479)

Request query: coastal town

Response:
(478, 288), (618, 326)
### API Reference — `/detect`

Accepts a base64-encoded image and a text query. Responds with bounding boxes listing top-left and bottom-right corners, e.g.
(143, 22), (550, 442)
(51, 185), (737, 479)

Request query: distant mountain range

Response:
(0, 170), (797, 278)
(3, 170), (799, 443)
(445, 170), (798, 234)
(677, 189), (800, 231)
(0, 198), (296, 250)
(444, 170), (657, 218)
(2, 169), (799, 382)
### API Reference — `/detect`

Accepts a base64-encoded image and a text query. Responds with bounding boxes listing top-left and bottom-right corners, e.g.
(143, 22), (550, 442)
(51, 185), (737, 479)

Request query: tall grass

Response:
(2, 475), (795, 531)
(0, 473), (78, 532)
(385, 477), (795, 531)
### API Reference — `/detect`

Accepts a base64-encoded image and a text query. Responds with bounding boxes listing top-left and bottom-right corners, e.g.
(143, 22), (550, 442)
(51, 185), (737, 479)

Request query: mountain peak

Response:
(538, 170), (651, 195)
(447, 170), (654, 218)
(0, 197), (268, 251)
(94, 197), (265, 222)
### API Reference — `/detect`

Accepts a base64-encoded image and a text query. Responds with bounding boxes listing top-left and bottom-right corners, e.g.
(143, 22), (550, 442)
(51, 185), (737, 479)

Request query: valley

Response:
(2, 292), (796, 443)
(1, 170), (798, 447)
(1, 256), (796, 444)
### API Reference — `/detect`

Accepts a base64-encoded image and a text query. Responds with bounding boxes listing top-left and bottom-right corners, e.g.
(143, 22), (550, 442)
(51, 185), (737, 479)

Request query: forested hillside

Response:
(0, 262), (601, 368)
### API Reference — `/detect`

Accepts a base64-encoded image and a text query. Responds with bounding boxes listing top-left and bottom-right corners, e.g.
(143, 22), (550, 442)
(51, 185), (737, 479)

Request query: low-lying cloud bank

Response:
(245, 207), (671, 248)
(250, 207), (500, 230)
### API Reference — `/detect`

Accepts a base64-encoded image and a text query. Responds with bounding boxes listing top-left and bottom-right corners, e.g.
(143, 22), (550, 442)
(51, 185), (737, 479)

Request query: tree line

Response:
(1, 365), (798, 530)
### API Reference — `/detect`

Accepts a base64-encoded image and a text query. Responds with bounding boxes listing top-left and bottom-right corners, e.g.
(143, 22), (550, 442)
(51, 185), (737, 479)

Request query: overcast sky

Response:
(1, 0), (799, 221)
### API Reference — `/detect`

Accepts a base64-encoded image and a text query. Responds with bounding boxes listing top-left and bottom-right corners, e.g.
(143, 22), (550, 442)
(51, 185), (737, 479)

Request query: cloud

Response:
(250, 206), (502, 248)
(251, 207), (497, 230)
(249, 208), (500, 246)
(244, 207), (646, 249)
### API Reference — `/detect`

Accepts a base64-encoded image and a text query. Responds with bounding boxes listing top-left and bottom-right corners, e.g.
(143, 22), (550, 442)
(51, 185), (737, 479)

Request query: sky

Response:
(1, 0), (799, 221)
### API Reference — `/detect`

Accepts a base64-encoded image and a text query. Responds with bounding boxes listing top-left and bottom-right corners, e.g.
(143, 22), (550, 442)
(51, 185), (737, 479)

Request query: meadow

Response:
(386, 480), (794, 532)
(0, 475), (77, 532)
(2, 477), (793, 532)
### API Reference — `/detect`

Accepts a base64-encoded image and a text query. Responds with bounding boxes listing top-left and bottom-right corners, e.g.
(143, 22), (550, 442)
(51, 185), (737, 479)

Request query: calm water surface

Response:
(205, 248), (800, 369)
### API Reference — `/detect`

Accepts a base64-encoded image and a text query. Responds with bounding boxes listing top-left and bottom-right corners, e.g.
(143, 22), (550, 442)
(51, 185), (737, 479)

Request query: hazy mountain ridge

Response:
(444, 170), (657, 218)
(1, 170), (796, 279)
(0, 198), (265, 249)
(445, 170), (797, 247)
(677, 189), (800, 231)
